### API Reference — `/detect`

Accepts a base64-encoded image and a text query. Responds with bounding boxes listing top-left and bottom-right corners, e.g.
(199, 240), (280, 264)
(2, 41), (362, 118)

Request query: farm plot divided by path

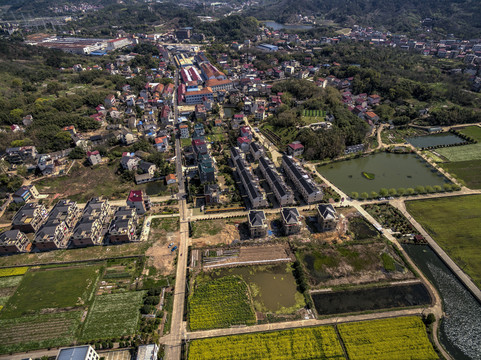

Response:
(0, 311), (82, 354)
(188, 326), (345, 360)
(338, 317), (438, 360)
(189, 276), (256, 331)
(80, 291), (145, 341)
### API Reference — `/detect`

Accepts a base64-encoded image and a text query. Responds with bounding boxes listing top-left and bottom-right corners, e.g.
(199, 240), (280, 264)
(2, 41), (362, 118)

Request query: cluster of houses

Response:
(247, 203), (339, 238)
(0, 190), (150, 255)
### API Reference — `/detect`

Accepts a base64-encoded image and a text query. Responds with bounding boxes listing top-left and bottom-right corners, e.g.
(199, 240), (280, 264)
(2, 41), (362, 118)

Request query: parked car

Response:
(168, 242), (174, 248)
(171, 246), (178, 252)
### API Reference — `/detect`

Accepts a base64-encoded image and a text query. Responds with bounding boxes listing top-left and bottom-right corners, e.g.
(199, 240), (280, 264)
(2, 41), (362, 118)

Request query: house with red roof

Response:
(287, 142), (304, 157)
(126, 190), (151, 214)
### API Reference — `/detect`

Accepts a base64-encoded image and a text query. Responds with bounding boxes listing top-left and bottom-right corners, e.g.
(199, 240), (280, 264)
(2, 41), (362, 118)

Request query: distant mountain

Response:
(246, 0), (481, 38)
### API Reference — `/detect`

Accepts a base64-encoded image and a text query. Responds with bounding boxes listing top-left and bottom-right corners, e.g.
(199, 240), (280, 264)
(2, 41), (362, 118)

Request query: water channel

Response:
(403, 244), (481, 360)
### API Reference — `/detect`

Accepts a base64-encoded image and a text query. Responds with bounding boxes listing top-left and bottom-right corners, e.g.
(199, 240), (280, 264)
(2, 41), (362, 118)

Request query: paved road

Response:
(245, 117), (282, 166)
(164, 70), (190, 360)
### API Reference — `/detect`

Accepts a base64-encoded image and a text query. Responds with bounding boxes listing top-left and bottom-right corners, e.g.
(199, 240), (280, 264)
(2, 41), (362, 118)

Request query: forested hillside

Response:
(247, 0), (481, 37)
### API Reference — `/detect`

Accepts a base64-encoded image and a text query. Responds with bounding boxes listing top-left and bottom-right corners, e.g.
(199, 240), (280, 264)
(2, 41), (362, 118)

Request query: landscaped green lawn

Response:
(80, 291), (145, 340)
(406, 195), (481, 289)
(0, 265), (101, 318)
(458, 126), (481, 141)
(441, 160), (481, 189)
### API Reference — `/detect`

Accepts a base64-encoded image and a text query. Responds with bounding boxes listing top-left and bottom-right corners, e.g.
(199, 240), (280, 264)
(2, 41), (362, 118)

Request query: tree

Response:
(397, 188), (406, 196)
(425, 185), (434, 193)
(371, 191), (378, 198)
(360, 192), (369, 200)
(415, 185), (426, 194)
(443, 184), (452, 192)
(406, 188), (415, 195)
(69, 147), (86, 159)
(350, 192), (359, 199)
(388, 188), (397, 196)
(433, 185), (442, 192)
(379, 188), (389, 197)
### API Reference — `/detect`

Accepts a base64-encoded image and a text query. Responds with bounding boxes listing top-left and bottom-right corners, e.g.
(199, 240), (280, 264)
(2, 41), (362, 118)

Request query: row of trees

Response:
(350, 183), (460, 199)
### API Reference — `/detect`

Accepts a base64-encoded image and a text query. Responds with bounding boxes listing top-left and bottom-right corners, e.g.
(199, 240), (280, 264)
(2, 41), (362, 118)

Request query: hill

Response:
(246, 0), (481, 38)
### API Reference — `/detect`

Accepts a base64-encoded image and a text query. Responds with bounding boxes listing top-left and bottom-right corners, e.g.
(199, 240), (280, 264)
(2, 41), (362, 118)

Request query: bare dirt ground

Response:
(190, 221), (242, 247)
(145, 231), (179, 276)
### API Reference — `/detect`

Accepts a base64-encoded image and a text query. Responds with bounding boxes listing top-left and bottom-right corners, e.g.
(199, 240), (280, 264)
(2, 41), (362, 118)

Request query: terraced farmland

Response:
(338, 317), (438, 360)
(189, 276), (256, 331)
(80, 291), (145, 340)
(188, 326), (345, 360)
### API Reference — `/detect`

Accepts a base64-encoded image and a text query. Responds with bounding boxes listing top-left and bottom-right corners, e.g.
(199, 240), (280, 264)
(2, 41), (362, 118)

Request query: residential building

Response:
(136, 344), (159, 360)
(287, 142), (304, 157)
(237, 136), (251, 152)
(257, 44), (279, 52)
(62, 125), (77, 135)
(192, 138), (208, 157)
(195, 104), (207, 120)
(193, 123), (205, 137)
(127, 190), (151, 214)
(87, 150), (102, 165)
(249, 141), (264, 161)
(365, 111), (379, 123)
(139, 162), (157, 177)
(5, 146), (37, 164)
(12, 185), (39, 203)
(281, 207), (301, 235)
(198, 154), (216, 183)
(104, 94), (116, 108)
(33, 220), (70, 250)
(166, 174), (177, 185)
(248, 210), (267, 237)
(12, 203), (48, 233)
(109, 206), (138, 243)
(317, 204), (339, 231)
(154, 136), (169, 152)
(71, 198), (110, 247)
(368, 94), (381, 105)
(282, 155), (323, 204)
(179, 124), (190, 139)
(121, 154), (140, 171)
(0, 230), (32, 254)
(231, 147), (267, 208)
(47, 199), (80, 229)
(259, 157), (295, 206)
(57, 345), (99, 360)
(240, 126), (253, 140)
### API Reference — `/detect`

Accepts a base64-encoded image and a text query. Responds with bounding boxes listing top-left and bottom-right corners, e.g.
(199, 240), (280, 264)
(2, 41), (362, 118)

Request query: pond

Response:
(317, 152), (449, 194)
(211, 264), (303, 313)
(406, 133), (466, 148)
(311, 282), (431, 315)
(262, 21), (314, 31)
(403, 244), (481, 360)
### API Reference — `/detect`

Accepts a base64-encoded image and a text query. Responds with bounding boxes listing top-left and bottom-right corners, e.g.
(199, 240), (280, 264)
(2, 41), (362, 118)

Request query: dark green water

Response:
(407, 133), (465, 148)
(317, 152), (448, 194)
(403, 244), (481, 360)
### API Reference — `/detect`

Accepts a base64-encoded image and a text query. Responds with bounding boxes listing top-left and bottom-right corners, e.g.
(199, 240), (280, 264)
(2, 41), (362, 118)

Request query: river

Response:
(403, 244), (481, 360)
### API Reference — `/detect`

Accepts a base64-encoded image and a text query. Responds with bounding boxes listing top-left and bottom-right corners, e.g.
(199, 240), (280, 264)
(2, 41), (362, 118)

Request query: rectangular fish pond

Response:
(406, 133), (466, 149)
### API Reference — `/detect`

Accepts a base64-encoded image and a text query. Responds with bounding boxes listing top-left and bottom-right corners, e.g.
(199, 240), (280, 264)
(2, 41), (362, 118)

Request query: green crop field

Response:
(436, 142), (481, 161)
(303, 109), (326, 118)
(0, 276), (23, 307)
(0, 265), (101, 319)
(458, 126), (481, 141)
(338, 317), (437, 360)
(80, 291), (145, 340)
(189, 276), (256, 331)
(406, 195), (481, 288)
(441, 160), (481, 189)
(0, 311), (82, 354)
(188, 326), (345, 360)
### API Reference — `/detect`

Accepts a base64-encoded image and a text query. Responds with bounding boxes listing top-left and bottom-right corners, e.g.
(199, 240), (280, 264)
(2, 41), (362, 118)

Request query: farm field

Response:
(80, 291), (145, 340)
(338, 316), (438, 360)
(363, 203), (419, 236)
(0, 276), (23, 307)
(0, 311), (82, 354)
(189, 276), (256, 331)
(188, 326), (345, 360)
(210, 264), (304, 314)
(441, 159), (481, 189)
(406, 195), (481, 289)
(0, 265), (101, 319)
(301, 109), (327, 125)
(0, 267), (28, 277)
(458, 125), (481, 141)
(190, 219), (225, 238)
(436, 142), (481, 161)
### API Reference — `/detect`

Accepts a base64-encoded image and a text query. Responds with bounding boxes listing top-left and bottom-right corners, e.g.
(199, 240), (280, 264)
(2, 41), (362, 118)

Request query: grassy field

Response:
(151, 218), (179, 232)
(338, 317), (437, 360)
(0, 311), (82, 354)
(458, 126), (481, 141)
(0, 265), (101, 319)
(190, 219), (224, 238)
(80, 291), (145, 340)
(189, 276), (256, 331)
(188, 326), (345, 360)
(441, 160), (481, 189)
(406, 195), (481, 288)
